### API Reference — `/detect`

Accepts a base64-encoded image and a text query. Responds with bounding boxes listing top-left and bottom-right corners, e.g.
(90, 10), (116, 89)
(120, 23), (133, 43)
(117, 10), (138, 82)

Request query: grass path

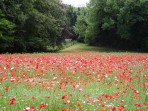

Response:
(61, 43), (148, 55)
(61, 43), (126, 53)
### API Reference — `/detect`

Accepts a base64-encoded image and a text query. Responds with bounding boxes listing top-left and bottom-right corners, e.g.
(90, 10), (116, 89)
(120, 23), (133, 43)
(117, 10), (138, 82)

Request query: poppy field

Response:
(0, 50), (148, 111)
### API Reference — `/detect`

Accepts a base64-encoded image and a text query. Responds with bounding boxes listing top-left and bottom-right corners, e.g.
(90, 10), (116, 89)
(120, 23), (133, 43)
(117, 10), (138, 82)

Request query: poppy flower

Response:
(9, 98), (16, 105)
(62, 95), (66, 99)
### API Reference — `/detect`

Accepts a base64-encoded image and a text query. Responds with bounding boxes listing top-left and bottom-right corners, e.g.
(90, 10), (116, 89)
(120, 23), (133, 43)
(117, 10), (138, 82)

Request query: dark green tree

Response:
(84, 0), (148, 51)
(0, 0), (69, 52)
(117, 0), (148, 50)
(0, 10), (15, 52)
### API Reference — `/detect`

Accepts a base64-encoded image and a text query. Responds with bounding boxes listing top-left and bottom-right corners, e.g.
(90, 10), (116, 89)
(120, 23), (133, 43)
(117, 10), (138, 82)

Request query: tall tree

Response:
(0, 10), (15, 52)
(83, 0), (148, 51)
(0, 0), (69, 52)
(74, 7), (87, 42)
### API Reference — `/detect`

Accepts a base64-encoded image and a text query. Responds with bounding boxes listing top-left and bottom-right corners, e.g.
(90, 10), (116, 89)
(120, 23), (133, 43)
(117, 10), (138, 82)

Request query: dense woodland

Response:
(0, 0), (148, 53)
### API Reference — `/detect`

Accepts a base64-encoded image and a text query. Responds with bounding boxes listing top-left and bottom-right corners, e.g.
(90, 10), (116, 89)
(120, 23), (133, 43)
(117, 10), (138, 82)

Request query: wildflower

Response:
(105, 94), (113, 99)
(32, 96), (36, 100)
(77, 104), (81, 107)
(46, 96), (50, 99)
(67, 100), (71, 104)
(9, 98), (16, 105)
(39, 102), (46, 109)
(100, 108), (105, 111)
(53, 77), (57, 80)
(134, 90), (139, 94)
(112, 107), (116, 111)
(5, 87), (9, 92)
(75, 84), (79, 88)
(0, 77), (3, 81)
(79, 88), (83, 92)
(118, 106), (125, 111)
(24, 106), (36, 111)
(24, 107), (30, 111)
(62, 108), (67, 111)
(62, 95), (66, 99)
(134, 103), (141, 107)
(24, 94), (27, 96)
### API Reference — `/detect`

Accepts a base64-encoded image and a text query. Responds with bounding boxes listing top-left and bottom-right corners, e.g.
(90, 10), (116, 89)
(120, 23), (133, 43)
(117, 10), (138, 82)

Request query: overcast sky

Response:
(62, 0), (89, 7)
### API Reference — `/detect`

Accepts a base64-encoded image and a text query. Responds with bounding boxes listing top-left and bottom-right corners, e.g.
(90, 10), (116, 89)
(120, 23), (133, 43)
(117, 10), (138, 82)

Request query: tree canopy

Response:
(75, 0), (148, 51)
(0, 0), (148, 52)
(0, 0), (76, 53)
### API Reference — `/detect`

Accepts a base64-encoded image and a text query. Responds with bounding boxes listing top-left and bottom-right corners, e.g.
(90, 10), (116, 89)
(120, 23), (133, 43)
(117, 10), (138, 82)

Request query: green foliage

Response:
(0, 0), (74, 53)
(65, 5), (77, 27)
(76, 0), (148, 51)
(0, 10), (16, 52)
(1, 0), (147, 52)
(62, 5), (78, 40)
(74, 7), (87, 42)
(117, 0), (148, 50)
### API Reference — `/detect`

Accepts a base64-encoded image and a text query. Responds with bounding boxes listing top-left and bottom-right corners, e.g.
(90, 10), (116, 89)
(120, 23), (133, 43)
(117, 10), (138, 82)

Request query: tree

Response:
(0, 0), (69, 52)
(74, 7), (87, 42)
(117, 0), (148, 50)
(83, 0), (148, 51)
(62, 5), (78, 40)
(0, 10), (15, 52)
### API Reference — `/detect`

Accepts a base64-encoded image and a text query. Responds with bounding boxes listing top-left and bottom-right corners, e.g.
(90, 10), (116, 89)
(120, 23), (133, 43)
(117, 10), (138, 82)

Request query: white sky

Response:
(62, 0), (89, 7)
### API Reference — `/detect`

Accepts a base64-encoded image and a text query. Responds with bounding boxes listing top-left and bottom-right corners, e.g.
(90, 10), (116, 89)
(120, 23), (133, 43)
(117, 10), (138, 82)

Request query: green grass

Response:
(60, 43), (127, 53)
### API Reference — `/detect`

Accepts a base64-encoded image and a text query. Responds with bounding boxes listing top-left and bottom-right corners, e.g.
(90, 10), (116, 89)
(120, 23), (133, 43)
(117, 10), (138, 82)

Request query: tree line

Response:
(75, 0), (148, 51)
(0, 0), (148, 53)
(0, 0), (77, 53)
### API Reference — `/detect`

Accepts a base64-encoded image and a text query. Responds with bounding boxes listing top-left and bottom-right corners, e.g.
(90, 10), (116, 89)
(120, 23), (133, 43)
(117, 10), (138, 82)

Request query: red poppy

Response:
(9, 98), (16, 105)
(62, 95), (66, 99)
(39, 103), (46, 109)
